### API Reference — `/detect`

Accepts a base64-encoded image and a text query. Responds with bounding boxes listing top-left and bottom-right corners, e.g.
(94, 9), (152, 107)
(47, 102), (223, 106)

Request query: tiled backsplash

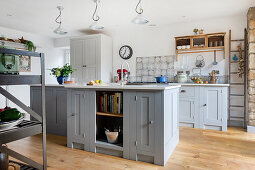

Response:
(133, 54), (228, 83)
(135, 55), (175, 82)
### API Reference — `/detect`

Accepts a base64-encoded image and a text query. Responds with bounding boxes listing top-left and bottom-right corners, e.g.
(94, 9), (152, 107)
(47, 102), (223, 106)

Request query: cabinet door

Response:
(71, 38), (98, 83)
(201, 87), (222, 125)
(70, 91), (87, 143)
(84, 38), (98, 83)
(70, 39), (84, 83)
(55, 89), (67, 136)
(179, 98), (195, 122)
(136, 92), (155, 153)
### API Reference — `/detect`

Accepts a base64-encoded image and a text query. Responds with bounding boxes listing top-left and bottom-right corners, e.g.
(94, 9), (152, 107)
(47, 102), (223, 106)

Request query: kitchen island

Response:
(65, 84), (180, 166)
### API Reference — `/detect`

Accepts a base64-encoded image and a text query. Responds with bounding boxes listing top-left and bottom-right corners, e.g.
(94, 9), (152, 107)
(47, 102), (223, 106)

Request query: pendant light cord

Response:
(135, 0), (143, 14)
(92, 0), (100, 21)
(55, 9), (62, 24)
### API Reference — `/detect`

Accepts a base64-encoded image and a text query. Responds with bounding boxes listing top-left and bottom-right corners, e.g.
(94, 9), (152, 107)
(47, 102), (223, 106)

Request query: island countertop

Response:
(168, 83), (230, 87)
(30, 83), (229, 88)
(64, 84), (181, 90)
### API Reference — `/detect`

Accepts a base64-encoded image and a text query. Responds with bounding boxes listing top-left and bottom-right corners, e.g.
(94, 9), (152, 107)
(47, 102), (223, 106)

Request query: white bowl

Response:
(105, 131), (119, 144)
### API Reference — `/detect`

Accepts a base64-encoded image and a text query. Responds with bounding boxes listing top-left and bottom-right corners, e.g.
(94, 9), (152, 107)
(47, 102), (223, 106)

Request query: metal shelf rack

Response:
(0, 47), (47, 170)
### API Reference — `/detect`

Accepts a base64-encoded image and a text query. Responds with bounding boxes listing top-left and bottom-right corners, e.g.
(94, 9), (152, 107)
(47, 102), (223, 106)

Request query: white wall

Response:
(110, 14), (246, 77)
(53, 14), (247, 80)
(0, 26), (65, 118)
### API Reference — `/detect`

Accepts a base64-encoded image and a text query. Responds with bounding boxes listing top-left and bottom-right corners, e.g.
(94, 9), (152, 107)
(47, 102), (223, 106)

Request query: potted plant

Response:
(199, 29), (204, 34)
(50, 64), (75, 85)
(193, 28), (198, 35)
(24, 40), (36, 52)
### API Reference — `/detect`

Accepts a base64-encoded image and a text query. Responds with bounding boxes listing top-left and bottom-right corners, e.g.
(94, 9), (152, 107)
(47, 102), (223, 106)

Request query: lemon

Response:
(95, 80), (99, 84)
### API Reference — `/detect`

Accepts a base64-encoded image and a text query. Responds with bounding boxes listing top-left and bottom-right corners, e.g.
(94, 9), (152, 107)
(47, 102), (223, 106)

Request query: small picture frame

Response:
(19, 56), (31, 72)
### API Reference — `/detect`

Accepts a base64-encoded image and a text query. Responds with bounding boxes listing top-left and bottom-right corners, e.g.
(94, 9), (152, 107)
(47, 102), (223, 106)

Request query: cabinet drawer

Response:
(179, 87), (195, 98)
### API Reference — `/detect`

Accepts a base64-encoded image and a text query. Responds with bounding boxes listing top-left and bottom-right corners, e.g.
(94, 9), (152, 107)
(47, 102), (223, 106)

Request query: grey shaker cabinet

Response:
(136, 93), (155, 153)
(67, 90), (90, 150)
(129, 92), (155, 162)
(179, 98), (195, 123)
(200, 87), (227, 131)
(179, 86), (228, 131)
(67, 88), (180, 166)
(30, 86), (67, 136)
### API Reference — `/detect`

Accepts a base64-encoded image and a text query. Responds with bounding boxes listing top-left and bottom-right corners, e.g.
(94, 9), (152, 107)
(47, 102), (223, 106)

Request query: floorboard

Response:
(7, 127), (255, 170)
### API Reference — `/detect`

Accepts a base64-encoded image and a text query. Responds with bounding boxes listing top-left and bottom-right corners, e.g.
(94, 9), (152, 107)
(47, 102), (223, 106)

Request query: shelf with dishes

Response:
(175, 32), (226, 61)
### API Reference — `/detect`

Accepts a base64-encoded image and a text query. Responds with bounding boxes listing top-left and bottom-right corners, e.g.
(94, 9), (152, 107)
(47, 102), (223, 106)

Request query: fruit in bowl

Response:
(191, 77), (203, 83)
(87, 80), (102, 85)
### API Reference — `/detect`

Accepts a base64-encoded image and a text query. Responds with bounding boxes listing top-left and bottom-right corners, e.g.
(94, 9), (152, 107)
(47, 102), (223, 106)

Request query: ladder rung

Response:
(230, 94), (244, 96)
(230, 105), (244, 107)
(230, 116), (244, 119)
(230, 50), (244, 52)
(230, 83), (244, 85)
(231, 39), (244, 42)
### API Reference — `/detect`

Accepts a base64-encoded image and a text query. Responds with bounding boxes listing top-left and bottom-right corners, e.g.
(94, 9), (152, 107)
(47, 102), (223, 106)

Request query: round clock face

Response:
(119, 45), (133, 60)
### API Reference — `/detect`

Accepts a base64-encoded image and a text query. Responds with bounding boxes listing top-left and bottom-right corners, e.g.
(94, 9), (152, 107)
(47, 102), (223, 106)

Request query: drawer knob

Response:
(149, 120), (154, 125)
(203, 104), (207, 107)
(180, 90), (186, 93)
(71, 113), (75, 116)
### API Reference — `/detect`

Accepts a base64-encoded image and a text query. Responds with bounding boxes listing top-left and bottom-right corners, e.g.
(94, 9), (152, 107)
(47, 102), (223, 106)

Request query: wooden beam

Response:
(177, 49), (224, 55)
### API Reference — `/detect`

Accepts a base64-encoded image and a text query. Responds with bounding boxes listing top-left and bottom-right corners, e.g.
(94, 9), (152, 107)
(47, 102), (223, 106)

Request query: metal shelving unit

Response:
(0, 47), (47, 170)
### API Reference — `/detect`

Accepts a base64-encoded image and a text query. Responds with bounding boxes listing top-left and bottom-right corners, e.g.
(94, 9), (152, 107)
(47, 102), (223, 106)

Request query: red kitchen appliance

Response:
(117, 69), (128, 81)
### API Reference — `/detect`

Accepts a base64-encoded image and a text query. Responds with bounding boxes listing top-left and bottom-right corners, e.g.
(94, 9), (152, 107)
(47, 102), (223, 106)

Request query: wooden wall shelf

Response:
(175, 32), (226, 61)
(96, 112), (123, 118)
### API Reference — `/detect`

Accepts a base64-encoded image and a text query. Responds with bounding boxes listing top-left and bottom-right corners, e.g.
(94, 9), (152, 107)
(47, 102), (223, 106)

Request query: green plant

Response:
(24, 40), (36, 52)
(50, 64), (75, 78)
(193, 28), (198, 33)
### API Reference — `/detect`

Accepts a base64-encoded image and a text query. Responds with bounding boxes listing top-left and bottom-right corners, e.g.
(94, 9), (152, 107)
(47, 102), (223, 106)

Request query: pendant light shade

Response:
(54, 24), (67, 35)
(54, 6), (67, 35)
(132, 0), (149, 24)
(89, 21), (104, 30)
(132, 14), (149, 24)
(90, 0), (104, 30)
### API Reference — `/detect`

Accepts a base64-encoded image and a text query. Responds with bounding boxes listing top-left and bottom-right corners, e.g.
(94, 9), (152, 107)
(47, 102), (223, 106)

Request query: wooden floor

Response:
(7, 127), (255, 170)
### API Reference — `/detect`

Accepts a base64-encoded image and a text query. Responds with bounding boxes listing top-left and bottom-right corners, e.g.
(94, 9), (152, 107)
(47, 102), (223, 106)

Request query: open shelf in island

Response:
(96, 139), (123, 151)
(96, 112), (123, 117)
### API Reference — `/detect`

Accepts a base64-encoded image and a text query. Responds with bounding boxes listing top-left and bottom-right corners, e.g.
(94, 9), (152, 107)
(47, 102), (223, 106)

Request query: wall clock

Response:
(119, 45), (133, 60)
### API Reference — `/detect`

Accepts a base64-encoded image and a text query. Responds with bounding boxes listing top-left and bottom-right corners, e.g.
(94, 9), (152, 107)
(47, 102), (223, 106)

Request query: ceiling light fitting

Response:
(54, 6), (67, 35)
(132, 0), (149, 24)
(89, 0), (104, 30)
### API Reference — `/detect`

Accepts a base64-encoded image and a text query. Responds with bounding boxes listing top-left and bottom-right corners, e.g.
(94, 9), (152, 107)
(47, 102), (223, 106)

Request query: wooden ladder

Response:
(228, 29), (248, 128)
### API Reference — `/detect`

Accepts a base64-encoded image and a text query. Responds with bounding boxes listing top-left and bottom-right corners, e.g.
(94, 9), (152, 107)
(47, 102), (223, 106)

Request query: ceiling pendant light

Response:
(54, 6), (67, 35)
(132, 0), (149, 24)
(89, 0), (104, 30)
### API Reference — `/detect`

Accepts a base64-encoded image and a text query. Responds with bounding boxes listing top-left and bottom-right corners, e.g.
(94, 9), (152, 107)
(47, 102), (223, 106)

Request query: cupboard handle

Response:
(83, 65), (87, 67)
(180, 90), (186, 93)
(71, 113), (75, 116)
(149, 120), (154, 125)
(203, 104), (207, 107)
